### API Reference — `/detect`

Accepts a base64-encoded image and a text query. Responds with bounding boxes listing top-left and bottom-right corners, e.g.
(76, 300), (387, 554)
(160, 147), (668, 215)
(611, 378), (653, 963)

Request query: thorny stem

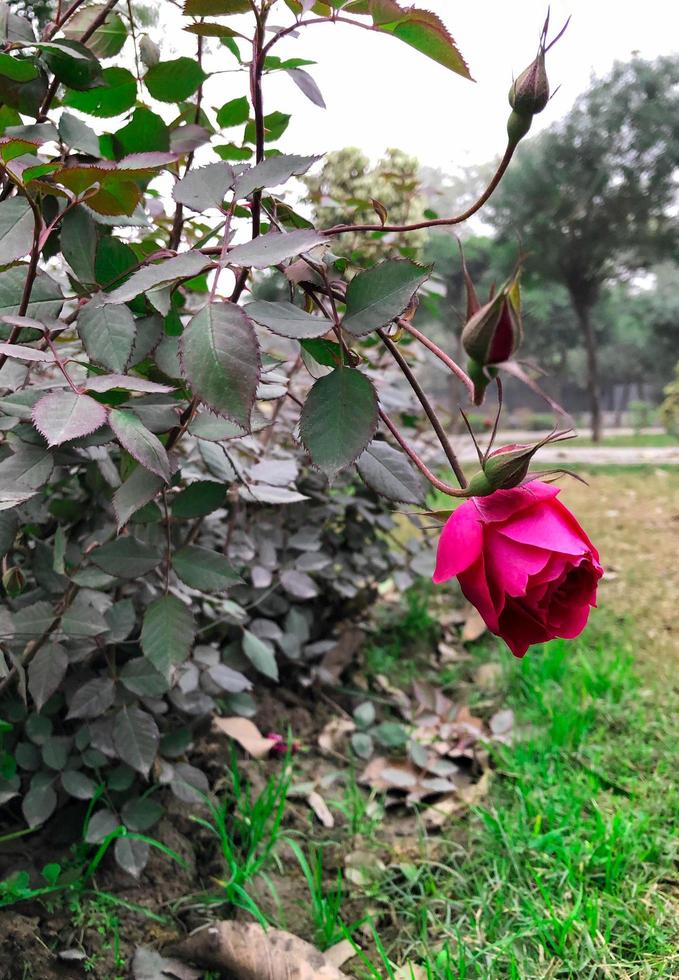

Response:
(379, 410), (466, 498)
(377, 328), (467, 488)
(0, 197), (43, 371)
(169, 33), (205, 251)
(396, 317), (475, 398)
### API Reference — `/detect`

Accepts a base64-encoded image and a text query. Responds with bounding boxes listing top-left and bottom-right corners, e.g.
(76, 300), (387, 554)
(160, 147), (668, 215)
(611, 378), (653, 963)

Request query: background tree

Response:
(487, 55), (679, 440)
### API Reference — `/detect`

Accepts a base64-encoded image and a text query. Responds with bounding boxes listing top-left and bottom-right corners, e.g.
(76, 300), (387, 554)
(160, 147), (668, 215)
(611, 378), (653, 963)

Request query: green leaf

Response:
(58, 111), (100, 156)
(113, 466), (164, 529)
(104, 251), (208, 304)
(216, 95), (249, 128)
(183, 0), (250, 12)
(300, 337), (343, 369)
(179, 302), (260, 426)
(383, 9), (471, 79)
(37, 40), (104, 91)
(61, 205), (97, 283)
(113, 705), (159, 777)
(113, 107), (170, 156)
(90, 536), (162, 578)
(0, 54), (38, 82)
(63, 66), (136, 117)
(172, 161), (234, 212)
(343, 259), (430, 336)
(0, 69), (48, 118)
(62, 596), (109, 637)
(119, 659), (169, 698)
(214, 142), (252, 162)
(32, 390), (108, 446)
(234, 153), (320, 199)
(77, 301), (136, 372)
(27, 643), (68, 713)
(141, 595), (195, 678)
(242, 629), (278, 681)
(63, 7), (127, 59)
(109, 409), (170, 481)
(171, 480), (226, 518)
(245, 300), (330, 340)
(67, 677), (115, 719)
(61, 770), (97, 800)
(22, 782), (57, 828)
(95, 234), (137, 289)
(299, 367), (378, 477)
(121, 795), (164, 832)
(226, 229), (328, 269)
(244, 110), (290, 144)
(0, 198), (34, 263)
(356, 440), (426, 505)
(0, 267), (63, 330)
(144, 58), (207, 103)
(114, 836), (149, 877)
(173, 545), (241, 592)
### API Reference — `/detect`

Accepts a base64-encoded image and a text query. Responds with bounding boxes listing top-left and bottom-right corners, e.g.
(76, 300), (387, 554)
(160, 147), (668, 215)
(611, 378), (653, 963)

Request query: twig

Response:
(379, 409), (466, 498)
(377, 329), (467, 488)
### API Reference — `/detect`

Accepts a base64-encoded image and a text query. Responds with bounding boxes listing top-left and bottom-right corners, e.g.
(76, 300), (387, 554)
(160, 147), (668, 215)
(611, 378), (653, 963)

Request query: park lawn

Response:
(571, 433), (675, 448)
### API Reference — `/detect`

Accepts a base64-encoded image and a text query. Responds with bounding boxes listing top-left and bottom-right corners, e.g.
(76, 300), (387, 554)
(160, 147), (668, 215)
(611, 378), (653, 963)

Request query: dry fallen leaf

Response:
(462, 607), (487, 642)
(315, 627), (364, 685)
(307, 790), (335, 828)
(474, 662), (503, 691)
(324, 939), (357, 969)
(171, 922), (347, 979)
(318, 716), (355, 754)
(394, 964), (427, 980)
(212, 717), (273, 759)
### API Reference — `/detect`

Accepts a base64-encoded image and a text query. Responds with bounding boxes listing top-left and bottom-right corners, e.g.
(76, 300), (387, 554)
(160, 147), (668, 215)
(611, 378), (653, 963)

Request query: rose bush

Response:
(433, 480), (603, 656)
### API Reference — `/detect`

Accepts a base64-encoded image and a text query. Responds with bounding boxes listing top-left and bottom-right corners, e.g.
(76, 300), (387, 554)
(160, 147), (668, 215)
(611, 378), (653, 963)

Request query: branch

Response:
(169, 33), (205, 251)
(0, 196), (44, 371)
(377, 328), (467, 488)
(324, 143), (516, 236)
(396, 317), (475, 398)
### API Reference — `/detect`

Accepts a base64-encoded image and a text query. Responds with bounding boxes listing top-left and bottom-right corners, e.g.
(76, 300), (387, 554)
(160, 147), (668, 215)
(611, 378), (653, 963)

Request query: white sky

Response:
(161, 0), (679, 171)
(275, 0), (679, 168)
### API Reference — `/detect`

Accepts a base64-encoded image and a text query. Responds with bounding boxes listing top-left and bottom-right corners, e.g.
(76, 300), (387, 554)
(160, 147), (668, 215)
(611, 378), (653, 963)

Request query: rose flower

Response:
(433, 481), (602, 657)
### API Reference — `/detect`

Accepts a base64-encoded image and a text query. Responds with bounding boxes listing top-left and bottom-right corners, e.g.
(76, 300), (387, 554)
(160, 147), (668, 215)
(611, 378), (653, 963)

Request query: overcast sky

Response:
(167, 0), (679, 172)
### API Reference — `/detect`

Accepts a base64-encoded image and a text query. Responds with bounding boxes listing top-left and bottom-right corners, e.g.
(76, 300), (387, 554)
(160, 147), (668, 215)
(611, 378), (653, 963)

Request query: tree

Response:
(487, 56), (679, 439)
(301, 147), (427, 263)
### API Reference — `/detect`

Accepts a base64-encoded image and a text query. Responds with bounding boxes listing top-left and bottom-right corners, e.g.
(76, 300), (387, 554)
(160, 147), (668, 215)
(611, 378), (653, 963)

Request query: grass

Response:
(351, 613), (679, 978)
(572, 432), (675, 448)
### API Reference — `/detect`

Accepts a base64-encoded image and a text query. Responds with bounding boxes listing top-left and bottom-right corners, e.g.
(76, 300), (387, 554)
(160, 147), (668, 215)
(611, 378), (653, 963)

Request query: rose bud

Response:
(433, 481), (603, 657)
(509, 47), (549, 118)
(467, 431), (575, 496)
(461, 275), (523, 403)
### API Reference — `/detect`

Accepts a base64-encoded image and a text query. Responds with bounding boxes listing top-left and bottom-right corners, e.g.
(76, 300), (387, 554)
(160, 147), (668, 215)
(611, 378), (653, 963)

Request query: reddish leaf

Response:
(32, 390), (108, 446)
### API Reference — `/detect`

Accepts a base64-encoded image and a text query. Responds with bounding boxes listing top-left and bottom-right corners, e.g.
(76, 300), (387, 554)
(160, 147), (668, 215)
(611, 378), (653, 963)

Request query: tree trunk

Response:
(573, 297), (603, 442)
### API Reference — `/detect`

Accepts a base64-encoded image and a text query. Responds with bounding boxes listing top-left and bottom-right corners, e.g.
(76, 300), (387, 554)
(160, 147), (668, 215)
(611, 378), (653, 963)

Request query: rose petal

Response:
(433, 501), (483, 583)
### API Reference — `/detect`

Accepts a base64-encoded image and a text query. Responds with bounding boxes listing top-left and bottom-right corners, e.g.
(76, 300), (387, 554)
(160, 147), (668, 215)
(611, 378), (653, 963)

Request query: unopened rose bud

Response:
(466, 431), (575, 496)
(509, 48), (549, 117)
(2, 565), (25, 597)
(462, 275), (523, 403)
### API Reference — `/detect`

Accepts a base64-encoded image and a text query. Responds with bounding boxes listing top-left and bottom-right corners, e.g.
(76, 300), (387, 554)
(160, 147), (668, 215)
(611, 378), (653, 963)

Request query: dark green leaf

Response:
(173, 545), (241, 592)
(0, 198), (33, 263)
(141, 595), (195, 678)
(113, 705), (159, 777)
(245, 300), (329, 339)
(37, 40), (104, 91)
(244, 110), (289, 144)
(0, 53), (38, 82)
(109, 409), (170, 481)
(113, 466), (164, 529)
(77, 301), (136, 372)
(67, 678), (115, 719)
(61, 770), (97, 799)
(343, 259), (430, 336)
(121, 795), (163, 832)
(299, 367), (378, 477)
(58, 112), (100, 155)
(119, 659), (169, 697)
(90, 536), (162, 578)
(183, 0), (250, 11)
(63, 66), (136, 117)
(85, 807), (119, 842)
(114, 836), (149, 877)
(61, 205), (97, 283)
(22, 781), (57, 828)
(214, 142), (252, 162)
(144, 58), (207, 103)
(28, 643), (68, 713)
(113, 107), (170, 156)
(172, 480), (226, 518)
(382, 8), (471, 79)
(0, 266), (63, 328)
(356, 440), (426, 504)
(179, 302), (260, 426)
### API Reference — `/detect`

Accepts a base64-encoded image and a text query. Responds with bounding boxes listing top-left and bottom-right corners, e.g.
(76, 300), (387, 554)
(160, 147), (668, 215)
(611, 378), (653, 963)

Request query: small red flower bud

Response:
(509, 48), (550, 117)
(466, 431), (575, 497)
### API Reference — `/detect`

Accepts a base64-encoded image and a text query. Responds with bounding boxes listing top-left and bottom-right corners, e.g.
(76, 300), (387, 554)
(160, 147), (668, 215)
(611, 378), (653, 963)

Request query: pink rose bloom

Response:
(433, 481), (603, 657)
